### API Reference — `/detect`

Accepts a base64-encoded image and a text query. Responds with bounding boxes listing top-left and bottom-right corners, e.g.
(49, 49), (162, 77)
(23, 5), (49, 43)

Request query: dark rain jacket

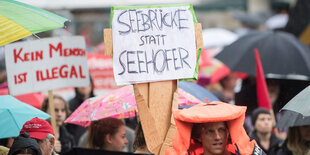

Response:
(275, 141), (293, 155)
(8, 132), (42, 155)
(67, 88), (94, 144)
(249, 131), (282, 155)
(59, 125), (75, 155)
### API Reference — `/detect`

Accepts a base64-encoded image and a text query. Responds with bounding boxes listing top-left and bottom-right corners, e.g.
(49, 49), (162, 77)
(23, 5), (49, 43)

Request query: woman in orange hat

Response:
(166, 101), (265, 155)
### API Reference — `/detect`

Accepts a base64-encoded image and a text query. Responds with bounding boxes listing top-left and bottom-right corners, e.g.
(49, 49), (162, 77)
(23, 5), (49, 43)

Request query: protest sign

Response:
(87, 53), (118, 91)
(111, 4), (197, 85)
(5, 36), (90, 96)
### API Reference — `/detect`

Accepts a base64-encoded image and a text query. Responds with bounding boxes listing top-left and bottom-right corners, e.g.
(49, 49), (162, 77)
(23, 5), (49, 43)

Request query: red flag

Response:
(254, 48), (272, 110)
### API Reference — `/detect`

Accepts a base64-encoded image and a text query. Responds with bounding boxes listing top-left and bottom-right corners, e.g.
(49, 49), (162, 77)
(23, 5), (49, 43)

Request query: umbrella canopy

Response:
(202, 28), (238, 49)
(276, 110), (310, 128)
(265, 14), (288, 30)
(281, 85), (310, 116)
(65, 84), (207, 127)
(233, 13), (264, 29)
(65, 85), (136, 127)
(0, 83), (45, 109)
(0, 95), (50, 139)
(179, 81), (219, 102)
(0, 0), (69, 46)
(215, 30), (310, 80)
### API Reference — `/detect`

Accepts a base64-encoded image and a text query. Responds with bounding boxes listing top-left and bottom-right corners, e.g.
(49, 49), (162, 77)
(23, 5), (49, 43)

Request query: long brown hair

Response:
(41, 94), (71, 117)
(287, 127), (310, 155)
(87, 117), (124, 149)
(133, 121), (146, 151)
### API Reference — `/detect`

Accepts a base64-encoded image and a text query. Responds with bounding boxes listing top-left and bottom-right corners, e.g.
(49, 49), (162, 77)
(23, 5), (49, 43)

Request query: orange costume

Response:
(166, 101), (265, 155)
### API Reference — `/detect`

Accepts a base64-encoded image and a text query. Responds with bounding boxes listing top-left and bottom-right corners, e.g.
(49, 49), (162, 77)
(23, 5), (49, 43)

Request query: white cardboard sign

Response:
(112, 5), (196, 85)
(5, 36), (90, 96)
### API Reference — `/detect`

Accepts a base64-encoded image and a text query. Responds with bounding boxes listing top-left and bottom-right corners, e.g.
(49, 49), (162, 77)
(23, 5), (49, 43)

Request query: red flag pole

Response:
(254, 48), (276, 127)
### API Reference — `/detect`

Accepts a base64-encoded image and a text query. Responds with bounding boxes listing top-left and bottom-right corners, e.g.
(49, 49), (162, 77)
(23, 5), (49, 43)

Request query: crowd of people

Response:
(1, 98), (309, 155)
(1, 2), (310, 155)
(0, 82), (309, 155)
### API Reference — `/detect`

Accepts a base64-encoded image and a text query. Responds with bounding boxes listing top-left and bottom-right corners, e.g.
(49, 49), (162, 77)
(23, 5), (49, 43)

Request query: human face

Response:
(53, 98), (66, 127)
(107, 125), (128, 151)
(200, 122), (229, 155)
(299, 125), (310, 141)
(267, 83), (279, 105)
(254, 114), (272, 133)
(37, 139), (53, 155)
(7, 137), (14, 147)
(223, 73), (238, 90)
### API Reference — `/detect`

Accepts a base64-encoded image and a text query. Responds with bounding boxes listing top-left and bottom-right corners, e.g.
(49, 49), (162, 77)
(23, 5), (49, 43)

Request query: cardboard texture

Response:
(133, 84), (162, 154)
(133, 81), (177, 155)
(195, 23), (203, 50)
(149, 81), (177, 141)
(136, 83), (149, 106)
(170, 91), (179, 125)
(159, 124), (177, 155)
(104, 21), (202, 154)
(159, 90), (179, 155)
(103, 29), (113, 56)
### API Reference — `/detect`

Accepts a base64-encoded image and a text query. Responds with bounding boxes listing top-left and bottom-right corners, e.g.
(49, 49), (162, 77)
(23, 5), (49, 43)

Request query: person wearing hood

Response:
(166, 101), (266, 155)
(66, 76), (95, 144)
(8, 132), (42, 155)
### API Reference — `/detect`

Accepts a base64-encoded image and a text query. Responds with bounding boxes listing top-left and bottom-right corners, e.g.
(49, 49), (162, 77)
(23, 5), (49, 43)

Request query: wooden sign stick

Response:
(48, 90), (58, 139)
(159, 23), (203, 155)
(103, 22), (203, 155)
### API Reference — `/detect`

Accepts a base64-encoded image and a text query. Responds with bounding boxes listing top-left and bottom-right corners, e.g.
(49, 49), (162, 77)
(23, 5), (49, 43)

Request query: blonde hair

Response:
(287, 127), (310, 155)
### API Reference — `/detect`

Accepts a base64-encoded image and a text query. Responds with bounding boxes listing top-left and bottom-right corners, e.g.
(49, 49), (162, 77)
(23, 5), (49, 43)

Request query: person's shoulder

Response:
(248, 131), (256, 139)
(52, 151), (59, 155)
(60, 126), (74, 139)
(68, 97), (81, 111)
(0, 146), (9, 155)
(68, 97), (78, 105)
(275, 141), (293, 155)
(272, 133), (282, 141)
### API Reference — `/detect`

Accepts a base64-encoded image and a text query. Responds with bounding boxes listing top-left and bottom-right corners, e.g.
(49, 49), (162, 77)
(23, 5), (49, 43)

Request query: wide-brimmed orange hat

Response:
(166, 101), (258, 155)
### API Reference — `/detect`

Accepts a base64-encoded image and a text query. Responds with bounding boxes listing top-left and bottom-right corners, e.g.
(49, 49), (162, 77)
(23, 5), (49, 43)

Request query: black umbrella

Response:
(276, 110), (310, 128)
(215, 30), (310, 80)
(235, 77), (310, 115)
